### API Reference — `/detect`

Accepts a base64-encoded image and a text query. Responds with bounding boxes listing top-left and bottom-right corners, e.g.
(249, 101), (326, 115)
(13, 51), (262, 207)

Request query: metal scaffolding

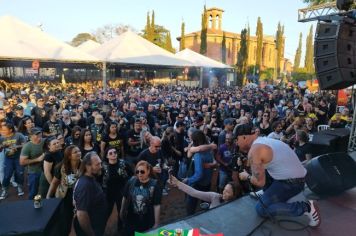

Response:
(298, 2), (341, 22)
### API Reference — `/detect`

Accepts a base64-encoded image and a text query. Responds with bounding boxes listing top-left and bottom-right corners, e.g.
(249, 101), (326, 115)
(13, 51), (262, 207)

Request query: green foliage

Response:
(256, 17), (263, 70)
(303, 0), (333, 6)
(165, 32), (175, 53)
(259, 68), (274, 82)
(305, 25), (314, 73)
(247, 24), (250, 63)
(200, 5), (208, 55)
(291, 68), (314, 82)
(237, 29), (248, 85)
(221, 33), (227, 63)
(294, 32), (303, 70)
(180, 21), (186, 51)
(71, 33), (96, 47)
(275, 22), (284, 75)
(144, 12), (153, 42)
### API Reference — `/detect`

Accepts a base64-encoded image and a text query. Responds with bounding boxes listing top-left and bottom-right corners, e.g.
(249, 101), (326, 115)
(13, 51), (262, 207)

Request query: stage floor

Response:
(149, 186), (356, 236)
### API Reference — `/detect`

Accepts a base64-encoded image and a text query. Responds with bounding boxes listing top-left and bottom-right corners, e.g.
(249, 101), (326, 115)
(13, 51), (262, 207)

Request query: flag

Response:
(158, 228), (199, 236)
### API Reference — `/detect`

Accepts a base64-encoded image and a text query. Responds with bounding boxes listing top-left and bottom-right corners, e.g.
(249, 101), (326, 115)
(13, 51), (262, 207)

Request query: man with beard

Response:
(73, 152), (107, 236)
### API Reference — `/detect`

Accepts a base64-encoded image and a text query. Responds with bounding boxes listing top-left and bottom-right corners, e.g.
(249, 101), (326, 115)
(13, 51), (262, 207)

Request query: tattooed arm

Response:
(239, 143), (272, 188)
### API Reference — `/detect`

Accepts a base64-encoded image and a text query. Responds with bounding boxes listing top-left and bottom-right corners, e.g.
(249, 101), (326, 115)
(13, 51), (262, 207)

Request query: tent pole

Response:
(102, 62), (107, 92)
(199, 67), (203, 88)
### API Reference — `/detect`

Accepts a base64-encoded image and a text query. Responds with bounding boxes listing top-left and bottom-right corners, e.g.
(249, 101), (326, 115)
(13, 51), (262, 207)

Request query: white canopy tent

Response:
(0, 15), (98, 63)
(90, 30), (192, 67)
(175, 48), (231, 69)
(77, 40), (101, 54)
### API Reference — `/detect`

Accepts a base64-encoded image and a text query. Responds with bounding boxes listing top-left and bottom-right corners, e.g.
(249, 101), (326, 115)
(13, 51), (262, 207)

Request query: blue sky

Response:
(0, 0), (315, 62)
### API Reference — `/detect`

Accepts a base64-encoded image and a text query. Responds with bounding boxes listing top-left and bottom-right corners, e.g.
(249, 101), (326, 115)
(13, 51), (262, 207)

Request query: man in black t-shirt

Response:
(138, 136), (168, 194)
(126, 119), (143, 164)
(73, 152), (107, 236)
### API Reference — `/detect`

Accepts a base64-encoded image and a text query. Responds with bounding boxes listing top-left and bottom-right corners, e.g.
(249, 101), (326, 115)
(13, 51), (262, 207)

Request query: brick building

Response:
(177, 7), (292, 73)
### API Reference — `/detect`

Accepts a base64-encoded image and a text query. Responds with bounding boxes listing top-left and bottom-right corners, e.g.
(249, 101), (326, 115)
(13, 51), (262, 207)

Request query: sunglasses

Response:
(108, 151), (117, 155)
(136, 170), (146, 175)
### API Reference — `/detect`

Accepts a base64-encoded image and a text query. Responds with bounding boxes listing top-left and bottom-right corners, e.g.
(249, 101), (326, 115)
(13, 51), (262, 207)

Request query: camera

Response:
(228, 150), (247, 172)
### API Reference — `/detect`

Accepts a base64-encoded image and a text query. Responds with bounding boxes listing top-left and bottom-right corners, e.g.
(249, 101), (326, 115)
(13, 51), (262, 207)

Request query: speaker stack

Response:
(314, 22), (356, 90)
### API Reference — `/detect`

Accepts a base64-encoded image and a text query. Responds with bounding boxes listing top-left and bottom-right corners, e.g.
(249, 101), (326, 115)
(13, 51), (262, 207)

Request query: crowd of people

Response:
(0, 81), (352, 235)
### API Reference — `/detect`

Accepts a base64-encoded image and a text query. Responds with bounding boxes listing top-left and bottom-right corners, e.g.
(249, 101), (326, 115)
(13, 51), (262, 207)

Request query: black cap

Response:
(234, 124), (255, 137)
(15, 105), (24, 111)
(30, 127), (42, 135)
(176, 121), (186, 127)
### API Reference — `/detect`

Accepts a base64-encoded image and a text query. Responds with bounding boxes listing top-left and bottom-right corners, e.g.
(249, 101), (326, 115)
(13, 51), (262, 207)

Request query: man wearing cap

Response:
(12, 105), (31, 128)
(31, 96), (48, 128)
(236, 124), (321, 228)
(20, 128), (45, 200)
(218, 118), (234, 148)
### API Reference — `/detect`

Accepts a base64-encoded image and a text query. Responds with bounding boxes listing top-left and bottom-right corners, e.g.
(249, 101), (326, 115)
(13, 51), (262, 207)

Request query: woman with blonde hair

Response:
(120, 160), (162, 235)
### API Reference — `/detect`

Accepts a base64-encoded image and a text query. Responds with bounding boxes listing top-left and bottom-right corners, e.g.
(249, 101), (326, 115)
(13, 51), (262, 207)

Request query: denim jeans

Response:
(218, 170), (230, 190)
(0, 150), (4, 184)
(256, 179), (307, 218)
(2, 157), (24, 188)
(186, 184), (211, 215)
(28, 172), (41, 200)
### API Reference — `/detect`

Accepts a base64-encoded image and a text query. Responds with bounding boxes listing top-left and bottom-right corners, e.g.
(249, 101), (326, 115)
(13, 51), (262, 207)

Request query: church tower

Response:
(205, 7), (224, 31)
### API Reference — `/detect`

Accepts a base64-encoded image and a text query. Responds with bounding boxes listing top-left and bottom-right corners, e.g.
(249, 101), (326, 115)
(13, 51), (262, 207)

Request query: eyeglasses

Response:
(154, 146), (161, 148)
(108, 151), (117, 155)
(178, 116), (184, 119)
(136, 170), (146, 175)
(263, 115), (269, 117)
(212, 116), (217, 118)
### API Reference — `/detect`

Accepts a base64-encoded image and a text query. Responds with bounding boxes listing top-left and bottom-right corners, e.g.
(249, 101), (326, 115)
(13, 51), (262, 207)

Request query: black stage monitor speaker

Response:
(306, 152), (356, 196)
(314, 22), (356, 90)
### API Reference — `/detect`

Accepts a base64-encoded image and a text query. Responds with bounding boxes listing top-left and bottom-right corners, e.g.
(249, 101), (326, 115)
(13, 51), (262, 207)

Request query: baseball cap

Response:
(176, 121), (186, 127)
(30, 127), (42, 135)
(15, 105), (24, 111)
(224, 118), (234, 126)
(234, 124), (255, 137)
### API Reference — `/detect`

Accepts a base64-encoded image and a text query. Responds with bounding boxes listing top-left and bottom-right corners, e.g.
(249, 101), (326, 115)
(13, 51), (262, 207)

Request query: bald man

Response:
(138, 136), (169, 194)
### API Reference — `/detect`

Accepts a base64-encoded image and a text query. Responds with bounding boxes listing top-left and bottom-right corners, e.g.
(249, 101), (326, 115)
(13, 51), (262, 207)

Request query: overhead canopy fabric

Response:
(175, 48), (231, 69)
(91, 30), (192, 67)
(0, 15), (98, 63)
(77, 40), (101, 54)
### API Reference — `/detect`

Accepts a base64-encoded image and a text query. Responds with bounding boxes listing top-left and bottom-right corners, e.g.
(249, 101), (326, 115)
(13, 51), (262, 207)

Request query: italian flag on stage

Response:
(135, 228), (223, 236)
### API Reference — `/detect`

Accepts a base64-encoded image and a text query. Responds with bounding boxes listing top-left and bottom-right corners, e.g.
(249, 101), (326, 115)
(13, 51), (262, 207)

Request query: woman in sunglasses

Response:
(120, 160), (162, 236)
(102, 147), (132, 232)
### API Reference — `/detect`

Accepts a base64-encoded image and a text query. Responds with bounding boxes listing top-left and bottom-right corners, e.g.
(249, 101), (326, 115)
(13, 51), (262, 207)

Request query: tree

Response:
(142, 23), (173, 51)
(92, 24), (135, 43)
(237, 28), (249, 85)
(200, 5), (208, 55)
(70, 33), (96, 47)
(221, 33), (227, 63)
(180, 21), (186, 51)
(256, 17), (263, 70)
(247, 23), (251, 65)
(144, 12), (153, 42)
(165, 32), (175, 53)
(294, 32), (303, 70)
(305, 25), (314, 73)
(275, 22), (285, 75)
(150, 10), (157, 43)
(303, 0), (331, 6)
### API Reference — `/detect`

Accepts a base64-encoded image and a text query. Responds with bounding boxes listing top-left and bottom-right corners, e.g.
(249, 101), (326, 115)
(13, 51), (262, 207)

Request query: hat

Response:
(176, 121), (186, 127)
(224, 118), (234, 126)
(139, 112), (147, 118)
(234, 124), (255, 137)
(15, 105), (24, 111)
(134, 118), (142, 123)
(30, 127), (42, 135)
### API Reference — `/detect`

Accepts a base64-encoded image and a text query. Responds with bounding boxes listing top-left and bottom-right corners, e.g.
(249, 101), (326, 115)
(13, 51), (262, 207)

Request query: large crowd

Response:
(0, 81), (352, 235)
